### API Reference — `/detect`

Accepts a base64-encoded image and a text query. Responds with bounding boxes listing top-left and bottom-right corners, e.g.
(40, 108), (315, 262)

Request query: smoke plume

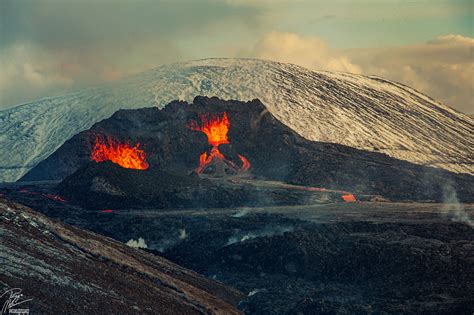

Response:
(125, 237), (148, 249)
(441, 183), (473, 228)
(225, 225), (294, 246)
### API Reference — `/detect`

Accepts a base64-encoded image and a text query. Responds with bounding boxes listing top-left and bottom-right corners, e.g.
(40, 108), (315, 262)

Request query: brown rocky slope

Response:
(0, 198), (242, 314)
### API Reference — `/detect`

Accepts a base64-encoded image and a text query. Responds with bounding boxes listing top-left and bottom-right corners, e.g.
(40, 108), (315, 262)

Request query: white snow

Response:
(1, 58), (473, 182)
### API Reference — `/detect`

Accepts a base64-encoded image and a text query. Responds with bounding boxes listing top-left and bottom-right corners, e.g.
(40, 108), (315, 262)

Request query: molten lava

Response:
(341, 194), (357, 202)
(187, 112), (230, 147)
(186, 112), (354, 201)
(91, 135), (149, 170)
(43, 193), (67, 202)
(187, 112), (250, 175)
(275, 183), (357, 203)
(238, 155), (251, 172)
(18, 188), (67, 202)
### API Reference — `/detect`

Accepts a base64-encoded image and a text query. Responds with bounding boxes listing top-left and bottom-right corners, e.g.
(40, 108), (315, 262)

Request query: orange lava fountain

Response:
(187, 112), (250, 175)
(187, 112), (230, 147)
(91, 135), (149, 170)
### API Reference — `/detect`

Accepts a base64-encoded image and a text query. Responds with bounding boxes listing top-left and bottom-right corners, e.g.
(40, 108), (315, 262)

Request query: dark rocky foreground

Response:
(21, 96), (474, 203)
(0, 198), (242, 314)
(2, 186), (473, 314)
(80, 204), (474, 314)
(56, 161), (350, 210)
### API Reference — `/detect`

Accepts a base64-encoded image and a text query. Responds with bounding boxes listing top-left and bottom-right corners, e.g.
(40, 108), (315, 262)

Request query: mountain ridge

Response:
(21, 96), (474, 203)
(1, 58), (472, 182)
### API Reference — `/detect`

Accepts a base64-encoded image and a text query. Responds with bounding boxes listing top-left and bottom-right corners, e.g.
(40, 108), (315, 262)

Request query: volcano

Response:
(1, 59), (473, 183)
(21, 96), (473, 207)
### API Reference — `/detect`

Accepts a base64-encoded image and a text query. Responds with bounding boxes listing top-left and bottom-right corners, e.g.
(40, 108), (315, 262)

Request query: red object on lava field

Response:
(43, 193), (67, 202)
(187, 112), (250, 175)
(91, 135), (149, 170)
(275, 183), (357, 202)
(238, 155), (251, 172)
(341, 194), (357, 202)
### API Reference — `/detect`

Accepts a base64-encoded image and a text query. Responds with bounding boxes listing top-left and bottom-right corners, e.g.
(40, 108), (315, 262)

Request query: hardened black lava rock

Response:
(24, 96), (474, 203)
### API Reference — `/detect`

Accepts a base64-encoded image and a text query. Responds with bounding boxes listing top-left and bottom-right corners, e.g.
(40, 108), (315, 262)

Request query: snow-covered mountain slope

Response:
(1, 58), (473, 182)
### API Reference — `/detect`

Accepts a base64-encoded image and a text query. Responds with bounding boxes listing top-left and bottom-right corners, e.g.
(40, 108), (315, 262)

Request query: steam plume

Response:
(442, 183), (473, 228)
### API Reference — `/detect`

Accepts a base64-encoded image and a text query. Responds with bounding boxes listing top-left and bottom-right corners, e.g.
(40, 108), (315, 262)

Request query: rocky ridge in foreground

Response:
(0, 198), (242, 314)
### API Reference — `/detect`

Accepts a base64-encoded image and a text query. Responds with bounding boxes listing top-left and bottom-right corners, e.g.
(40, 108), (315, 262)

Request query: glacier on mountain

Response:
(1, 58), (472, 182)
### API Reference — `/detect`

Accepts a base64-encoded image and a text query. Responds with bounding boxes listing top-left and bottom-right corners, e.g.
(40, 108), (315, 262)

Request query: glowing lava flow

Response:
(91, 135), (149, 170)
(43, 193), (67, 202)
(238, 155), (251, 172)
(187, 112), (250, 175)
(18, 189), (67, 202)
(341, 194), (357, 202)
(275, 183), (357, 203)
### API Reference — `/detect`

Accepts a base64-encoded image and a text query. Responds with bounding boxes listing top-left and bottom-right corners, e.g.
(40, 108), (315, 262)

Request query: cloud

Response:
(0, 39), (181, 106)
(249, 32), (473, 114)
(0, 0), (261, 108)
(0, 42), (74, 106)
(0, 0), (471, 115)
(428, 34), (474, 45)
(348, 34), (474, 114)
(251, 32), (362, 73)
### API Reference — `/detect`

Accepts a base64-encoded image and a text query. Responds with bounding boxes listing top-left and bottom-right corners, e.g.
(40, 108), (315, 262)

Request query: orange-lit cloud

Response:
(250, 32), (473, 114)
(251, 32), (361, 74)
(348, 34), (474, 114)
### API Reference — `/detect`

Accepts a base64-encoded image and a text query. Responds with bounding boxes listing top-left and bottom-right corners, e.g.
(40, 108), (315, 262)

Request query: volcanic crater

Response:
(20, 96), (473, 209)
(2, 96), (473, 314)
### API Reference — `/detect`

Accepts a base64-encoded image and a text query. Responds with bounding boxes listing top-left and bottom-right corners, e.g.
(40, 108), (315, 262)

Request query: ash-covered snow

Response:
(1, 58), (473, 182)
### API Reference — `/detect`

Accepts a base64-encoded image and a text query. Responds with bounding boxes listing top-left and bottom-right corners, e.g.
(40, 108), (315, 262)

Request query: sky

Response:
(0, 0), (472, 113)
